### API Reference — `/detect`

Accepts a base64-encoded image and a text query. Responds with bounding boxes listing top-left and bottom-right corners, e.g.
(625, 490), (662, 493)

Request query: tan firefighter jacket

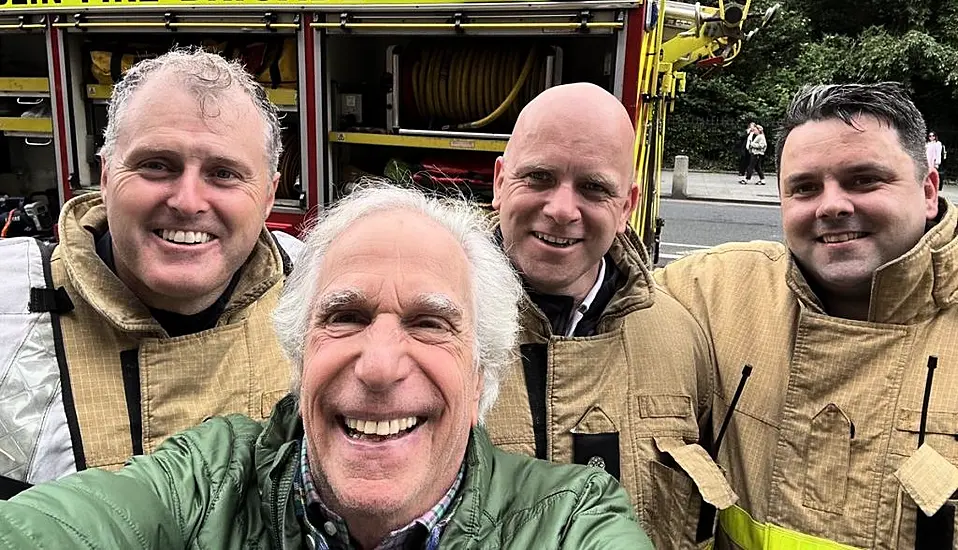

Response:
(655, 198), (958, 549)
(0, 193), (293, 493)
(485, 228), (736, 550)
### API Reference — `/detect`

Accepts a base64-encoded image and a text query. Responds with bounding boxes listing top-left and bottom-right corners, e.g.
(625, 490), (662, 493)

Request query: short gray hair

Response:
(776, 82), (928, 181)
(273, 182), (522, 421)
(98, 46), (283, 175)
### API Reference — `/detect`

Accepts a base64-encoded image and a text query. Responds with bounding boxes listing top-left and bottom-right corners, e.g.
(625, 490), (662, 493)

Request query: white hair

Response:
(98, 46), (283, 175)
(273, 181), (522, 421)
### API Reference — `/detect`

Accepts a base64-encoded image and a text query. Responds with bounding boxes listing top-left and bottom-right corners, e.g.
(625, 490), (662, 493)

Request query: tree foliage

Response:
(666, 0), (958, 178)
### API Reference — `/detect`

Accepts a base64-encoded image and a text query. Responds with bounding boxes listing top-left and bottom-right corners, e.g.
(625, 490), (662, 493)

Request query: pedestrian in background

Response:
(927, 131), (946, 188)
(740, 124), (767, 185)
(738, 121), (756, 176)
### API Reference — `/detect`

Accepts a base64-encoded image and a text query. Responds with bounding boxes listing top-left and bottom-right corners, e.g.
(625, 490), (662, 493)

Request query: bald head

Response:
(504, 83), (636, 186)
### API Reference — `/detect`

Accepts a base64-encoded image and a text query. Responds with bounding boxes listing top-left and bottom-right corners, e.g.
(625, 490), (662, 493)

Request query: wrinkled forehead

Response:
(316, 211), (475, 308)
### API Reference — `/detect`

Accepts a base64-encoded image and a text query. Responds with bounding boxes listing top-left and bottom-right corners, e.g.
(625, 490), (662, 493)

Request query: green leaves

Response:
(666, 0), (958, 176)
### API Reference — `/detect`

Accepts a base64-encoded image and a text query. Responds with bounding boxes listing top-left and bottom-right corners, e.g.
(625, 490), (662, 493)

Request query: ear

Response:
(99, 156), (111, 206)
(618, 181), (639, 233)
(492, 157), (505, 211)
(470, 368), (484, 426)
(924, 168), (940, 220)
(264, 172), (279, 219)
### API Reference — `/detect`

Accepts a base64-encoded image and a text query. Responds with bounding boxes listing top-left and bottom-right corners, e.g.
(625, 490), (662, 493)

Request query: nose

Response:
(166, 167), (209, 216)
(541, 183), (582, 226)
(353, 315), (413, 392)
(815, 180), (854, 219)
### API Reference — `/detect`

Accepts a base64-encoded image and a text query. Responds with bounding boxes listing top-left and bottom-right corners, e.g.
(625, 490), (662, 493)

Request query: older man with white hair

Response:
(0, 183), (652, 550)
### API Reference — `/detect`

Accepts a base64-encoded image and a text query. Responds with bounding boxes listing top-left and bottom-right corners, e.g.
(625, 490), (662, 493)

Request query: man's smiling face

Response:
(780, 115), (938, 299)
(492, 85), (636, 301)
(300, 210), (480, 533)
(100, 75), (277, 314)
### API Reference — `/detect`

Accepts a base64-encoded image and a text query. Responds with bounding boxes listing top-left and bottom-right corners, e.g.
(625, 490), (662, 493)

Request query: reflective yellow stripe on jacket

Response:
(719, 506), (863, 550)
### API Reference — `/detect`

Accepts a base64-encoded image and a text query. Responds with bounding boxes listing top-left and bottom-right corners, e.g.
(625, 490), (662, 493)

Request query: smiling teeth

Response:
(345, 417), (418, 436)
(534, 232), (578, 246)
(822, 232), (865, 244)
(160, 229), (212, 244)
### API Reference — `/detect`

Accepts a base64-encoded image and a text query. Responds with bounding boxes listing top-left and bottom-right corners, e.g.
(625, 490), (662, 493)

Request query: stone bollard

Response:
(672, 155), (689, 200)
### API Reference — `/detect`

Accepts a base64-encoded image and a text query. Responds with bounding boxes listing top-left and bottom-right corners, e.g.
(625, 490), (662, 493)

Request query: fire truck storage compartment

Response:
(0, 28), (58, 235)
(322, 21), (621, 204)
(62, 21), (305, 211)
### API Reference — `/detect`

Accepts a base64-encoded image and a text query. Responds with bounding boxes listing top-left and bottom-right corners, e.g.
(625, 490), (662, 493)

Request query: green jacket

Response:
(0, 395), (652, 549)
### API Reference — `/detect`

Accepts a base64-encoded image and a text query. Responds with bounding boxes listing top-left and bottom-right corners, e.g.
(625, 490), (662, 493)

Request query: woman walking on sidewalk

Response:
(738, 121), (757, 176)
(740, 125), (767, 185)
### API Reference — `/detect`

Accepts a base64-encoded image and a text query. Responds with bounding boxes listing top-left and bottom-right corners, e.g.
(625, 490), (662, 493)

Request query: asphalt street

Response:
(656, 198), (782, 266)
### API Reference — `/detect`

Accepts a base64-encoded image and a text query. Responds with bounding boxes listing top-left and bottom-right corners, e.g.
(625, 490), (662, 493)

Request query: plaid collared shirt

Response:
(293, 437), (464, 550)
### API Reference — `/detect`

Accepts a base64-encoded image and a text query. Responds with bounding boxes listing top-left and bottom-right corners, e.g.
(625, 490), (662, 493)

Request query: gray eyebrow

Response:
(313, 288), (366, 318)
(312, 289), (464, 324)
(412, 293), (464, 324)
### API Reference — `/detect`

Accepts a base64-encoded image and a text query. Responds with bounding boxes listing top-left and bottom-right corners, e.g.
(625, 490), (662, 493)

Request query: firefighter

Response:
(0, 48), (300, 498)
(656, 81), (958, 549)
(484, 82), (734, 549)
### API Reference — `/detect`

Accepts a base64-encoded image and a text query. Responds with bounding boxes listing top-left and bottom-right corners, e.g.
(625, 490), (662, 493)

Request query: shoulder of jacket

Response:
(653, 241), (788, 297)
(672, 240), (786, 268)
(137, 415), (264, 519)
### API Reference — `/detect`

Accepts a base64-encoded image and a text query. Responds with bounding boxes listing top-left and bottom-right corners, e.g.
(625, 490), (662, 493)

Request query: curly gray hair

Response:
(273, 182), (522, 421)
(98, 46), (283, 175)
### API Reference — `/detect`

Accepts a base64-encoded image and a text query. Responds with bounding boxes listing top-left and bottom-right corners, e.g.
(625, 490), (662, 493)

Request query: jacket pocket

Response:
(802, 403), (852, 513)
(632, 394), (707, 547)
(646, 458), (699, 550)
(638, 394), (693, 419)
(893, 444), (958, 548)
(570, 406), (621, 479)
(633, 393), (698, 440)
(893, 408), (958, 459)
(643, 437), (737, 550)
(894, 491), (958, 549)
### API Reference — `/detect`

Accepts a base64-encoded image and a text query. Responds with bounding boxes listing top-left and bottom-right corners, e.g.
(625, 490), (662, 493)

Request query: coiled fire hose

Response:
(408, 45), (546, 130)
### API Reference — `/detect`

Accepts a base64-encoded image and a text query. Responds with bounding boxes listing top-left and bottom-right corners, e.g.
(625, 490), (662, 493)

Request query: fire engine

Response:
(0, 0), (776, 261)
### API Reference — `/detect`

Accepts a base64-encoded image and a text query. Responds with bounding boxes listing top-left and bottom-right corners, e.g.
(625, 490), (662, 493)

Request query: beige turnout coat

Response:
(485, 229), (735, 550)
(655, 199), (958, 549)
(52, 193), (291, 473)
